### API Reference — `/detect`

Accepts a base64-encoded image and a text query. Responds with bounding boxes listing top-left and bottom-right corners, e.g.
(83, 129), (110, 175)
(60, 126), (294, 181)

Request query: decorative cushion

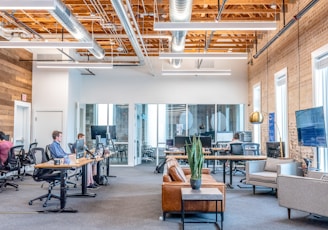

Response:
(168, 164), (187, 182)
(264, 157), (294, 172)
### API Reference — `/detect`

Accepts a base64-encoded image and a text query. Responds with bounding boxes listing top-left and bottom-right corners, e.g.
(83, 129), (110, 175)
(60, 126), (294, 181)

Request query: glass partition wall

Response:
(84, 103), (245, 166)
(136, 104), (245, 165)
(85, 104), (129, 165)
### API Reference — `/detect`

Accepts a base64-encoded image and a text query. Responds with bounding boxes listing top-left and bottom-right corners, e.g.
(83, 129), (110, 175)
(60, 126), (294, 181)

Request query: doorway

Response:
(14, 101), (31, 150)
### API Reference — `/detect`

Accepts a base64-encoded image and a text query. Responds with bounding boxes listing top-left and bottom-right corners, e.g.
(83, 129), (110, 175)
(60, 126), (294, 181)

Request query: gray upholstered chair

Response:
(278, 171), (328, 219)
(245, 157), (302, 194)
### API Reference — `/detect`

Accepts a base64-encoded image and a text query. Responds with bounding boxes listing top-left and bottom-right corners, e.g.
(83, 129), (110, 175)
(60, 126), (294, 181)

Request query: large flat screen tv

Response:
(295, 106), (327, 147)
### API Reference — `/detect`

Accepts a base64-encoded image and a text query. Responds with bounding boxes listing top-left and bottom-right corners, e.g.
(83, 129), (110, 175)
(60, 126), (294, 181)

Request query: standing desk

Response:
(34, 155), (96, 213)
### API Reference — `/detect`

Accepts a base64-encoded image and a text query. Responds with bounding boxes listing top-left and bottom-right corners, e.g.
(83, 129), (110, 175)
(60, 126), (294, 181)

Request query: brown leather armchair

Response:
(162, 157), (226, 220)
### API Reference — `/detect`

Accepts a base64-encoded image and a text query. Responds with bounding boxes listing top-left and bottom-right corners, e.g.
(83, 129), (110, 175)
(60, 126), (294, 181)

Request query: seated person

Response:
(225, 132), (242, 152)
(72, 133), (98, 189)
(49, 131), (98, 189)
(0, 131), (13, 169)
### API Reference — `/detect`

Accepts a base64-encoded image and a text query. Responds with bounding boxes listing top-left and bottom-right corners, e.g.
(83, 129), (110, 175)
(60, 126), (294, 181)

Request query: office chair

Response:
(67, 143), (75, 153)
(28, 147), (61, 207)
(242, 143), (260, 156)
(45, 145), (77, 189)
(239, 143), (260, 183)
(0, 145), (24, 191)
(229, 143), (245, 176)
(20, 142), (38, 178)
(67, 142), (82, 182)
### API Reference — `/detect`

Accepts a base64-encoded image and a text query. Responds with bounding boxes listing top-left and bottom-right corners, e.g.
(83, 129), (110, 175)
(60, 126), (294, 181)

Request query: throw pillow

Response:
(264, 157), (294, 172)
(168, 165), (187, 182)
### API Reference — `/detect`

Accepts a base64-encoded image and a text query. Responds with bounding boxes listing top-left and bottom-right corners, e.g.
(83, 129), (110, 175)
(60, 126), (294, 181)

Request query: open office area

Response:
(0, 0), (328, 229)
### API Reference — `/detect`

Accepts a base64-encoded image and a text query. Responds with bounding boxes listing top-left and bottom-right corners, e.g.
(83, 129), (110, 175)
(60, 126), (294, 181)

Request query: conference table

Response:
(169, 155), (267, 188)
(34, 155), (97, 213)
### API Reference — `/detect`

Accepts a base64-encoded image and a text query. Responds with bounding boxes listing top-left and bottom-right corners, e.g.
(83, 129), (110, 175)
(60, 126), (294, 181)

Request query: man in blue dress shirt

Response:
(49, 130), (69, 159)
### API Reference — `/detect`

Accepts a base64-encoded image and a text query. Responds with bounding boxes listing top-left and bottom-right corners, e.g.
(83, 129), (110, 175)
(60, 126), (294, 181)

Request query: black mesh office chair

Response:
(0, 145), (24, 191)
(229, 143), (245, 175)
(29, 147), (61, 207)
(45, 144), (77, 188)
(19, 142), (38, 178)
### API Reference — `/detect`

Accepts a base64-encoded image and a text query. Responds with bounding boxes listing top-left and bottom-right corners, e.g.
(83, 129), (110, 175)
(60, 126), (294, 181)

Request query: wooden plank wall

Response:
(0, 48), (32, 139)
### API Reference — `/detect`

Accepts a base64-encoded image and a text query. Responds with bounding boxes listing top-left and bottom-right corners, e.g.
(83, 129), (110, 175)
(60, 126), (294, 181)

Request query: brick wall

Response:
(248, 0), (328, 162)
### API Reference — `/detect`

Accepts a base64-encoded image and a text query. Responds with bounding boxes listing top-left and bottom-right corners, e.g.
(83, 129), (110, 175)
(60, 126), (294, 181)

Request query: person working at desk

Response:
(72, 133), (98, 189)
(225, 132), (242, 151)
(49, 130), (98, 189)
(0, 131), (13, 168)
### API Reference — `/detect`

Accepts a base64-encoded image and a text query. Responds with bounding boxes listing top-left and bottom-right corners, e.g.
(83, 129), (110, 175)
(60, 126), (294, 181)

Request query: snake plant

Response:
(185, 136), (204, 180)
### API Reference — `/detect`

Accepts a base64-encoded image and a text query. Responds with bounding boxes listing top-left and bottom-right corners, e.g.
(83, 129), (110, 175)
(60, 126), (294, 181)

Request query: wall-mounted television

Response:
(295, 106), (327, 147)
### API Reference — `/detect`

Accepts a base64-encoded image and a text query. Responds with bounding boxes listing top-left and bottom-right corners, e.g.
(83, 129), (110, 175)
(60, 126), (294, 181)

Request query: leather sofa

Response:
(162, 157), (226, 220)
(245, 157), (302, 194)
(278, 171), (328, 219)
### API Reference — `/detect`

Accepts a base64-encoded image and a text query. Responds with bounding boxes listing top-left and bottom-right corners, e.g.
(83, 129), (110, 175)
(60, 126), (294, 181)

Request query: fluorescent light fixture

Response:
(154, 22), (277, 31)
(159, 52), (247, 60)
(0, 0), (55, 10)
(162, 70), (231, 76)
(37, 62), (113, 69)
(0, 41), (94, 49)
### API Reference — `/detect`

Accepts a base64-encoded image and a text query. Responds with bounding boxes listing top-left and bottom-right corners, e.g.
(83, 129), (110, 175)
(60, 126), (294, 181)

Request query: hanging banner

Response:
(269, 112), (275, 142)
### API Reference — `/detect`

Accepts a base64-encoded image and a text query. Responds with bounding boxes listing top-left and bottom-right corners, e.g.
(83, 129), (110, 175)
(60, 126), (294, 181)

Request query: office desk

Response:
(164, 149), (212, 155)
(35, 156), (95, 213)
(169, 155), (267, 188)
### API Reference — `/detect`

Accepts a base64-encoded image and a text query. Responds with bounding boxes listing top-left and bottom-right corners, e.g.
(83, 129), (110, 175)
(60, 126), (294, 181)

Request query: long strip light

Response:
(154, 22), (277, 31)
(0, 0), (55, 10)
(159, 52), (247, 60)
(0, 41), (94, 49)
(36, 62), (113, 69)
(162, 69), (231, 76)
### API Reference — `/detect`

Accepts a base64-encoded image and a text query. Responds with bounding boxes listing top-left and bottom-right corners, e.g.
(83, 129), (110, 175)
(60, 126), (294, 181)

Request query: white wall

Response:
(32, 56), (248, 163)
(79, 58), (248, 104)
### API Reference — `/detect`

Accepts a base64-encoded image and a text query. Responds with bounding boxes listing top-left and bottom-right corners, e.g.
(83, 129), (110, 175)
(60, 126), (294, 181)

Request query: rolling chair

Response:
(239, 142), (260, 183)
(28, 147), (61, 207)
(20, 142), (38, 178)
(45, 145), (77, 189)
(229, 143), (245, 176)
(67, 142), (82, 182)
(0, 145), (24, 191)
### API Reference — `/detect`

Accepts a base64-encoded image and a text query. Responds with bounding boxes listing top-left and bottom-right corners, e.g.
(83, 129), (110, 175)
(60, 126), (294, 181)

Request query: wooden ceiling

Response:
(0, 0), (297, 60)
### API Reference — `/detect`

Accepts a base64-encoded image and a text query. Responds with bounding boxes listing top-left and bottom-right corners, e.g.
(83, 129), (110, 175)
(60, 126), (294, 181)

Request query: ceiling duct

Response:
(111, 0), (145, 65)
(49, 0), (105, 59)
(169, 0), (193, 68)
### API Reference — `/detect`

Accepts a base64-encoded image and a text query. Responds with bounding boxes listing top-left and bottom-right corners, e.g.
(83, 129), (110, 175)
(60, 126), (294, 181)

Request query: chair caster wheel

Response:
(29, 201), (33, 205)
(74, 184), (77, 188)
(43, 203), (48, 207)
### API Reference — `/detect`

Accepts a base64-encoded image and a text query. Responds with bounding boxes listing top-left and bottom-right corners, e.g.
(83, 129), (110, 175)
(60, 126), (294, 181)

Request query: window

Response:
(253, 83), (261, 144)
(275, 68), (288, 156)
(313, 44), (328, 171)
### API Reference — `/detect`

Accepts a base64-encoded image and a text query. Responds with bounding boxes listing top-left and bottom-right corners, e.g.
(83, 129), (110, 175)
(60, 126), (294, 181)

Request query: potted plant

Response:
(185, 135), (204, 190)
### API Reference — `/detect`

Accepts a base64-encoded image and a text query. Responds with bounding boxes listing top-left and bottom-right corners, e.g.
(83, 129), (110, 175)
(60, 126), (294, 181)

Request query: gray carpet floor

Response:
(0, 163), (327, 230)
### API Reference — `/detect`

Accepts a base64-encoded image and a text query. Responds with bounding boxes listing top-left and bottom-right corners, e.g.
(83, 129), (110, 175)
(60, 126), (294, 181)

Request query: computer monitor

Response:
(75, 139), (85, 159)
(91, 125), (107, 139)
(199, 136), (212, 148)
(174, 136), (191, 148)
